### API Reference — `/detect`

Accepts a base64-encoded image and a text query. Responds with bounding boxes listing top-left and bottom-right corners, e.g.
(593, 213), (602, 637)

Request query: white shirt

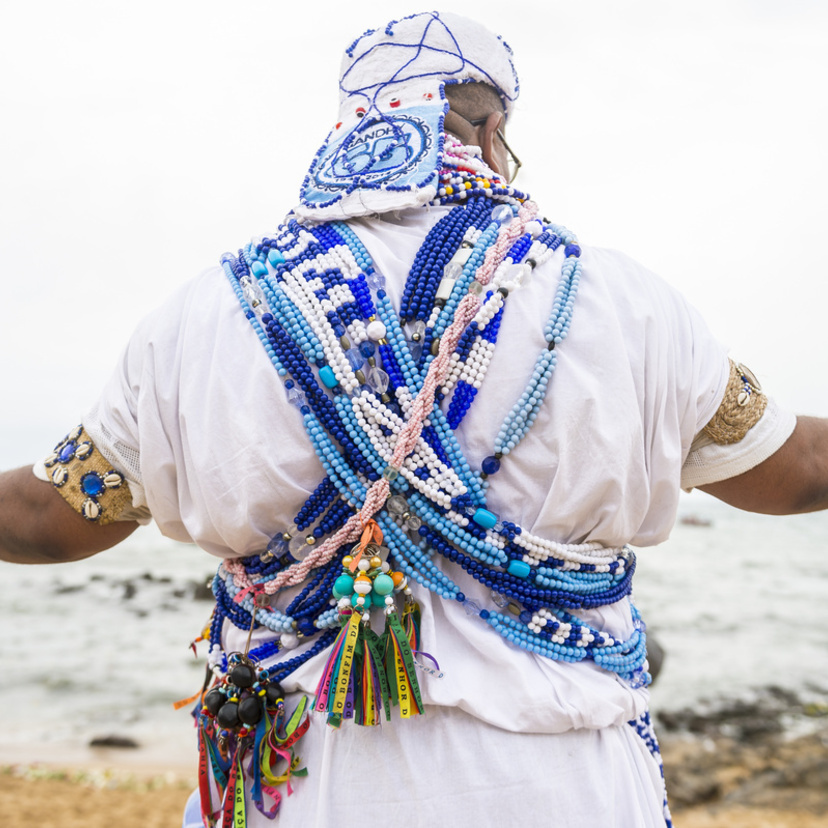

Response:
(76, 206), (794, 825)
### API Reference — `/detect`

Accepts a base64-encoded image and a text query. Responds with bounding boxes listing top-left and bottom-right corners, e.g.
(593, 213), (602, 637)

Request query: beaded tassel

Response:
(314, 526), (423, 726)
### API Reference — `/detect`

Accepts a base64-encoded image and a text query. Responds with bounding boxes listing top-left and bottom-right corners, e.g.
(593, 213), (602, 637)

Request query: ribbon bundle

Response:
(195, 658), (311, 827)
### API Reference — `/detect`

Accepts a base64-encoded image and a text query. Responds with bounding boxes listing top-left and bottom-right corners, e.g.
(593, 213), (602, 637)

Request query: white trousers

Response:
(183, 705), (669, 828)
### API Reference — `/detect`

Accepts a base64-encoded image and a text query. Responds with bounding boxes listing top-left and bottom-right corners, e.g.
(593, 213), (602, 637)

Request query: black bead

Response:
(216, 701), (240, 729)
(229, 662), (256, 688)
(266, 682), (286, 705)
(239, 695), (264, 725)
(203, 687), (225, 716)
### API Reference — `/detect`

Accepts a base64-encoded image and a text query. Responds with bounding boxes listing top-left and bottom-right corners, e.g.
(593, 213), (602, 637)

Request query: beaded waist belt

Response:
(190, 149), (648, 824)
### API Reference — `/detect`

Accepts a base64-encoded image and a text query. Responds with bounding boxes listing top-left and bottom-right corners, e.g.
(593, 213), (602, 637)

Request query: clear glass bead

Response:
(366, 270), (386, 292)
(443, 262), (463, 281)
(242, 279), (268, 313)
(405, 515), (422, 531)
(491, 591), (509, 608)
(288, 533), (313, 559)
(492, 204), (513, 225)
(266, 534), (289, 557)
(345, 348), (365, 370)
(287, 387), (307, 409)
(366, 366), (390, 394)
(386, 495), (408, 515)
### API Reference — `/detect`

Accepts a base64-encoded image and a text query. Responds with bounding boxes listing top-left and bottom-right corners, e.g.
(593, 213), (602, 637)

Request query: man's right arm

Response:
(699, 415), (828, 515)
(0, 467), (138, 564)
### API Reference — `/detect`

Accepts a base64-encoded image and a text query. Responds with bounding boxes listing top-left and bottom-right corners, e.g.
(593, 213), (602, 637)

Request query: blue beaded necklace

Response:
(210, 137), (649, 718)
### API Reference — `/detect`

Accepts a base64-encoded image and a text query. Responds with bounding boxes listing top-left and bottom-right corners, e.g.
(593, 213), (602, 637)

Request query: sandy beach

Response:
(4, 719), (826, 828)
(2, 767), (825, 828)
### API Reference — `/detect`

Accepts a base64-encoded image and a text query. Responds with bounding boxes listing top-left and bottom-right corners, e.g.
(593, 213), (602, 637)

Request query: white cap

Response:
(295, 11), (519, 223)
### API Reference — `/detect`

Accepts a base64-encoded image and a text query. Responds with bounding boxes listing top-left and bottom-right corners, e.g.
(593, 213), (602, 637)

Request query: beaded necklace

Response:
(211, 134), (648, 686)
(193, 137), (649, 820)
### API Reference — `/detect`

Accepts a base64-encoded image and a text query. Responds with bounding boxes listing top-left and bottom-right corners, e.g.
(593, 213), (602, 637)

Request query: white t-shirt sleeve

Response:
(68, 275), (208, 524)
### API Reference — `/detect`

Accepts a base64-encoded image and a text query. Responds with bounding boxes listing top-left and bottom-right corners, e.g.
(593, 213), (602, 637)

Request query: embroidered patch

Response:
(301, 103), (442, 211)
(44, 426), (132, 524)
(703, 360), (767, 445)
(312, 113), (434, 193)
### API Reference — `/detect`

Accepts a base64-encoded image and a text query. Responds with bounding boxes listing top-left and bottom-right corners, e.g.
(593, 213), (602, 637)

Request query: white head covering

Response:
(294, 11), (519, 223)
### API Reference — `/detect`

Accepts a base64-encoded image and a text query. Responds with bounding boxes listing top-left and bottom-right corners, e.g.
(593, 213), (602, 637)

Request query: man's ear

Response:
(443, 110), (473, 144)
(480, 111), (507, 179)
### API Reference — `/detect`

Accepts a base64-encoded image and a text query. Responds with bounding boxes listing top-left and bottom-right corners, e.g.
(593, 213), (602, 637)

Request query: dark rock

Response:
(192, 580), (215, 602)
(89, 734), (139, 749)
(665, 773), (721, 808)
(656, 686), (807, 741)
(646, 633), (665, 684)
(55, 583), (84, 595)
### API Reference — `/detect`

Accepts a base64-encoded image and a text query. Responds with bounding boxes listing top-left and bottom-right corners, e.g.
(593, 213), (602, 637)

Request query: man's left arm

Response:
(700, 415), (828, 515)
(0, 466), (138, 564)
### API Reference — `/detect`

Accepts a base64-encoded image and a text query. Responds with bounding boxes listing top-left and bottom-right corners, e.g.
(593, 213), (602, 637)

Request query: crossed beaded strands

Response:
(218, 179), (648, 684)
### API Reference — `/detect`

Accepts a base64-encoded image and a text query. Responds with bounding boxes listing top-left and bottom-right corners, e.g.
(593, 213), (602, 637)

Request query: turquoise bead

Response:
(472, 508), (498, 530)
(319, 366), (338, 388)
(251, 261), (267, 278)
(333, 574), (355, 597)
(507, 560), (532, 578)
(267, 249), (285, 266)
(373, 573), (394, 595)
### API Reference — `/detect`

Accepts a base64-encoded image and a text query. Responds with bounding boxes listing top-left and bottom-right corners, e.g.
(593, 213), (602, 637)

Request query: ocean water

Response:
(1, 492), (826, 765)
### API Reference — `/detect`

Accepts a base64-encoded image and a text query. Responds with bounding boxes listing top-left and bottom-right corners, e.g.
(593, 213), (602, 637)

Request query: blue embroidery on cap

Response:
(313, 114), (433, 193)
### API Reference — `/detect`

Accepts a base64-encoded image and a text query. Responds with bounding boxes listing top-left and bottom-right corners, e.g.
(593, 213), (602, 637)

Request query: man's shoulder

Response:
(129, 264), (237, 349)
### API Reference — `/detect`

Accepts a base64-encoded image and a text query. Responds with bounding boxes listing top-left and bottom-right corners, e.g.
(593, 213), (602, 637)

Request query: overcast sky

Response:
(2, 0), (827, 467)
